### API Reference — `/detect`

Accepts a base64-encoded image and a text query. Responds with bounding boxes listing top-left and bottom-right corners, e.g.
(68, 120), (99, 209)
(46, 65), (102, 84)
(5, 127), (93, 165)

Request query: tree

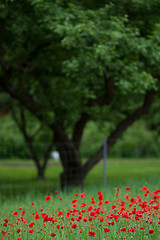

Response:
(0, 0), (160, 188)
(0, 93), (54, 179)
(11, 105), (54, 179)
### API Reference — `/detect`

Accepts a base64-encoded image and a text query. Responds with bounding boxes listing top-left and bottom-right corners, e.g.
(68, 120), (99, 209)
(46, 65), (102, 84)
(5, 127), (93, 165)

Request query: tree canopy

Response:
(0, 0), (160, 187)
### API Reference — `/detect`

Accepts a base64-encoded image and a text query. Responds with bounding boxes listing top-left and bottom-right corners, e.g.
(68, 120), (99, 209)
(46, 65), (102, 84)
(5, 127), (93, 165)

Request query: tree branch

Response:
(72, 77), (114, 149)
(0, 18), (5, 57)
(87, 75), (115, 107)
(72, 113), (89, 149)
(82, 90), (155, 176)
(11, 106), (41, 169)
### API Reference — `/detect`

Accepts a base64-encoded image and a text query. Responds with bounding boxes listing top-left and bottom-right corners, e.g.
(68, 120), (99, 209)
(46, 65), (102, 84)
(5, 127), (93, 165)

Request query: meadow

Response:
(0, 158), (160, 239)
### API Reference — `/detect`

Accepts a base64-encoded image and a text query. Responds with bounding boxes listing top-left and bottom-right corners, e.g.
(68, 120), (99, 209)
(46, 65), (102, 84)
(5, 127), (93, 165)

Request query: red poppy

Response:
(50, 232), (56, 237)
(4, 218), (8, 223)
(88, 230), (96, 236)
(139, 227), (144, 230)
(120, 228), (126, 232)
(71, 224), (77, 229)
(45, 196), (51, 201)
(12, 211), (18, 215)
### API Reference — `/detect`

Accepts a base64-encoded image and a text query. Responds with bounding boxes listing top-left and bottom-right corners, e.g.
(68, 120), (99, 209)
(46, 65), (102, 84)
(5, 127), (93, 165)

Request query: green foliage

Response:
(1, 0), (160, 128)
(81, 120), (160, 158)
(110, 120), (160, 158)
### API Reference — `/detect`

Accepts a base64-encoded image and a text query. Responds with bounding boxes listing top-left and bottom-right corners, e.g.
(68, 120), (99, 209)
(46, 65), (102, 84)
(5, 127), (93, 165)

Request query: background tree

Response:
(11, 105), (54, 179)
(0, 0), (160, 188)
(0, 93), (54, 179)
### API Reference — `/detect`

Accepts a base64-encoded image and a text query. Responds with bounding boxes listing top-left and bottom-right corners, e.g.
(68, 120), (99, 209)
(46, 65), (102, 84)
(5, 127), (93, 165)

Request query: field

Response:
(0, 158), (160, 239)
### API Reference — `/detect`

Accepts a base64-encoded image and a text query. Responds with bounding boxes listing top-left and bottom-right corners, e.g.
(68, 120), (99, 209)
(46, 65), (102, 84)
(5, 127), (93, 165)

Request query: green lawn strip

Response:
(0, 158), (159, 199)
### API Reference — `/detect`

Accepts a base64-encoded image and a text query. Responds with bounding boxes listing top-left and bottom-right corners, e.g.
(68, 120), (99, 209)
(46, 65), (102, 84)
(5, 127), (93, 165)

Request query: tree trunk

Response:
(56, 141), (85, 189)
(37, 166), (45, 180)
(60, 167), (85, 190)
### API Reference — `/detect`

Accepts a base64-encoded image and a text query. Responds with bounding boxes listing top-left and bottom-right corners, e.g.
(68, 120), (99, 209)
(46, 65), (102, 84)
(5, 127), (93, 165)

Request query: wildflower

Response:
(88, 230), (96, 236)
(120, 228), (126, 232)
(80, 193), (86, 197)
(45, 196), (51, 201)
(71, 224), (77, 229)
(12, 211), (18, 215)
(28, 222), (34, 227)
(50, 232), (56, 237)
(4, 218), (8, 223)
(72, 199), (78, 204)
(57, 210), (63, 216)
(149, 229), (154, 234)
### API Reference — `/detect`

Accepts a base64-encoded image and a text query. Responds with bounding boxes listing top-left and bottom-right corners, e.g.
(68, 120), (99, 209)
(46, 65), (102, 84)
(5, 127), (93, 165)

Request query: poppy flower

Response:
(71, 224), (77, 229)
(139, 227), (144, 230)
(4, 218), (8, 223)
(12, 211), (18, 215)
(120, 228), (126, 232)
(50, 232), (56, 237)
(88, 230), (96, 236)
(45, 196), (51, 201)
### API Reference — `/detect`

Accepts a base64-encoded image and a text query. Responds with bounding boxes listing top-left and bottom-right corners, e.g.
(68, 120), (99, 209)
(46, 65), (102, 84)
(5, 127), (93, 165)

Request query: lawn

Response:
(0, 158), (159, 239)
(0, 158), (160, 199)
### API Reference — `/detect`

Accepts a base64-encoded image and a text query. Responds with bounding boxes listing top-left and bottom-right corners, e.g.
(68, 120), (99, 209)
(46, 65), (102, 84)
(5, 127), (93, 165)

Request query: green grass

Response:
(0, 158), (159, 239)
(0, 182), (159, 239)
(0, 158), (159, 199)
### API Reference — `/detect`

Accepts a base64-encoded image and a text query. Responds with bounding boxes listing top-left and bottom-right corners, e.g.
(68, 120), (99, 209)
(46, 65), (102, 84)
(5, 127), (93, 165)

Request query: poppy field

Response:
(1, 185), (160, 239)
